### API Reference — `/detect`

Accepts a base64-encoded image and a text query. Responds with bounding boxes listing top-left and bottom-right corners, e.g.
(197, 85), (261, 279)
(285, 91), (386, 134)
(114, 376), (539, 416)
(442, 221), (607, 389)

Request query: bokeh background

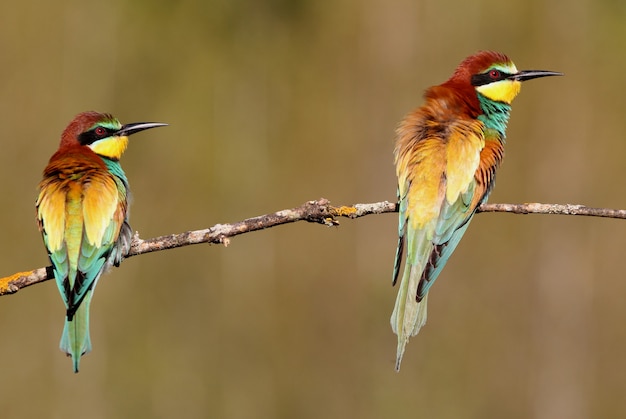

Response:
(0, 0), (624, 418)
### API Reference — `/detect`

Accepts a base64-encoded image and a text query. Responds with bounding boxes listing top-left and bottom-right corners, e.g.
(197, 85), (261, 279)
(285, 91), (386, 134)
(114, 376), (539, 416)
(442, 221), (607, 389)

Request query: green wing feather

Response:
(417, 180), (477, 299)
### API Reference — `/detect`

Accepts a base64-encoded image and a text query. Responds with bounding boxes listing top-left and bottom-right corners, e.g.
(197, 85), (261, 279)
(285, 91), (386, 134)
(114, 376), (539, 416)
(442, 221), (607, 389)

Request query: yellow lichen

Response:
(331, 206), (357, 217)
(0, 270), (35, 295)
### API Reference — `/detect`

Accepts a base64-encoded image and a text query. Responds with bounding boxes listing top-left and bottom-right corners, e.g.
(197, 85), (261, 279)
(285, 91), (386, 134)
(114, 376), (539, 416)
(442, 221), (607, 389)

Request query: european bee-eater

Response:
(391, 51), (561, 370)
(36, 111), (166, 372)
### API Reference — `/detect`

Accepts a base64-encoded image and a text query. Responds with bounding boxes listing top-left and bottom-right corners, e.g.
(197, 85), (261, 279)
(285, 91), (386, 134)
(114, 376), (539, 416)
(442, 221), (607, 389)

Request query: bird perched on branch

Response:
(391, 51), (561, 370)
(36, 112), (166, 372)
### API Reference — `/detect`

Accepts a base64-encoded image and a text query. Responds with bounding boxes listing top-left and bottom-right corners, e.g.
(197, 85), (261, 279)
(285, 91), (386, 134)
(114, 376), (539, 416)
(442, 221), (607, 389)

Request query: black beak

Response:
(509, 70), (563, 82)
(117, 122), (168, 137)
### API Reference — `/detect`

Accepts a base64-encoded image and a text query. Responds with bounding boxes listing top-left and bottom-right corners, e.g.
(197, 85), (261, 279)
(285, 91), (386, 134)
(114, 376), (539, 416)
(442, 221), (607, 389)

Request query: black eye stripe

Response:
(471, 70), (511, 86)
(77, 126), (116, 145)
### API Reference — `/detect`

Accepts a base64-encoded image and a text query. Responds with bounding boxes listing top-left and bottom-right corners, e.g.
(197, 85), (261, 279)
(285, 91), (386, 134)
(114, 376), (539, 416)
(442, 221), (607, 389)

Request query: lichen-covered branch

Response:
(1, 199), (623, 295)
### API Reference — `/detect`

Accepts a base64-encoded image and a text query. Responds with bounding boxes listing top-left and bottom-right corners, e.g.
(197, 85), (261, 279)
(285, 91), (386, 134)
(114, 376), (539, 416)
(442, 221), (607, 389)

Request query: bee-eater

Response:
(36, 111), (166, 372)
(391, 51), (561, 370)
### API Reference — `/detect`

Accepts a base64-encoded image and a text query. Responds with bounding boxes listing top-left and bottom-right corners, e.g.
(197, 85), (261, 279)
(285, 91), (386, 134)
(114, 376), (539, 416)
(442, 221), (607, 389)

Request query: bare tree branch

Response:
(1, 199), (623, 296)
(477, 202), (626, 219)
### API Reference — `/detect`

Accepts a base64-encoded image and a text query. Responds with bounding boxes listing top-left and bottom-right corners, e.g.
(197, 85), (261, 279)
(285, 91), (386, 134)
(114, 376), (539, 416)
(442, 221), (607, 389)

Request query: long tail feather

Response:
(394, 296), (428, 371)
(60, 291), (92, 373)
(391, 262), (429, 371)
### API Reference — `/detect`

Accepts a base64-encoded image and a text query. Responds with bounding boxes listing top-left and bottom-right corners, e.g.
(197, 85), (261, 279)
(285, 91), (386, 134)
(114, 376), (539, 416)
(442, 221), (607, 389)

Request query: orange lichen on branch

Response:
(330, 205), (358, 218)
(0, 269), (50, 295)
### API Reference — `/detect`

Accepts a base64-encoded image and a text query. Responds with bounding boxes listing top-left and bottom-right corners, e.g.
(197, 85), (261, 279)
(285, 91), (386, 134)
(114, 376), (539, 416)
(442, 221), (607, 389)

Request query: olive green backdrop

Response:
(1, 0), (624, 418)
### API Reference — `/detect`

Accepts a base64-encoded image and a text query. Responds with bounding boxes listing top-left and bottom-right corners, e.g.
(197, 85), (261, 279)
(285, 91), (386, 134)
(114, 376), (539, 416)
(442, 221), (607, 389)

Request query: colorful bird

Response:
(391, 51), (561, 370)
(36, 111), (166, 372)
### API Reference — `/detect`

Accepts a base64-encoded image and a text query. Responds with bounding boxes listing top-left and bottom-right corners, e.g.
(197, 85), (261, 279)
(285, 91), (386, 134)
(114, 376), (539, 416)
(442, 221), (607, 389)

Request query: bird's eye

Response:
(94, 127), (107, 137)
(489, 69), (501, 79)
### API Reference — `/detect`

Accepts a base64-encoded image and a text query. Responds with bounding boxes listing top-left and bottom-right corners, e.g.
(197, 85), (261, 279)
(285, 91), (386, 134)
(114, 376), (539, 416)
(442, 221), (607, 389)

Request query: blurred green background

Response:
(1, 0), (625, 418)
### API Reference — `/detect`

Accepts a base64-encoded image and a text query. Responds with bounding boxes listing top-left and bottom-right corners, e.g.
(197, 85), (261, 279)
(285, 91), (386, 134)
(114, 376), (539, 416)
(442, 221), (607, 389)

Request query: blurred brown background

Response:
(1, 0), (624, 418)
